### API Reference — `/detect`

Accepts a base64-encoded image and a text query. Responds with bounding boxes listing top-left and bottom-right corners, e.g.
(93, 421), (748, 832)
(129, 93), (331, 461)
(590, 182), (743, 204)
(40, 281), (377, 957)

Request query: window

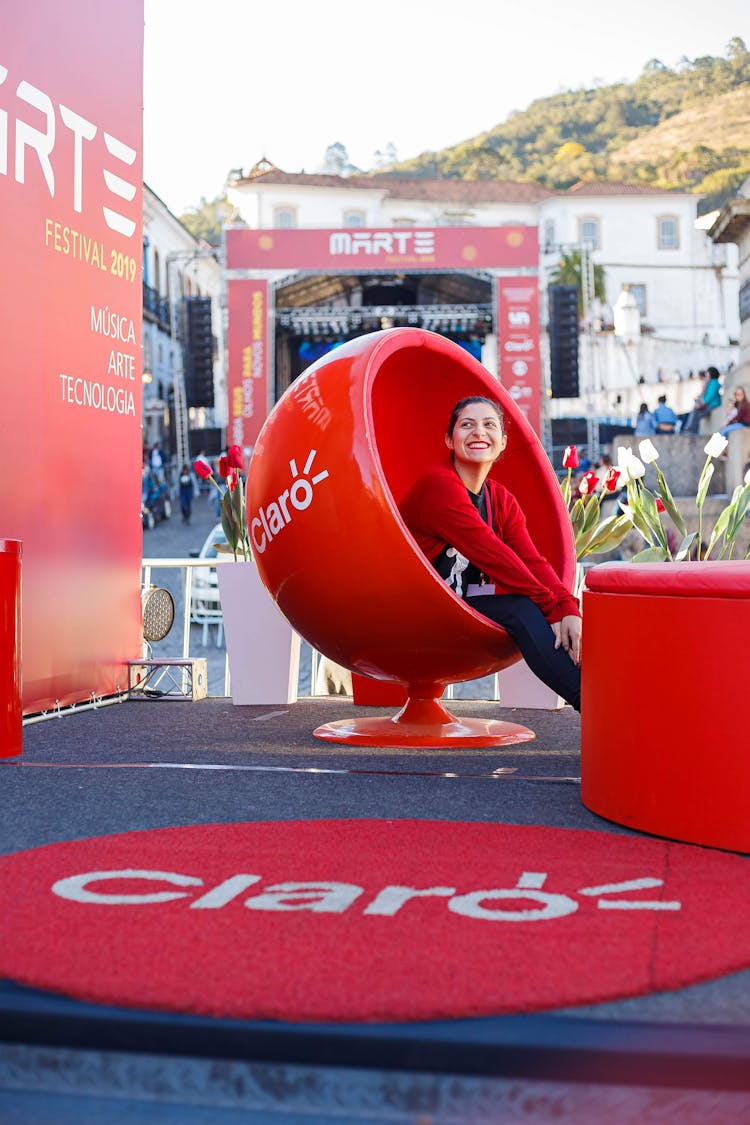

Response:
(273, 206), (297, 228)
(657, 215), (679, 249)
(543, 219), (556, 252)
(578, 216), (600, 250)
(441, 210), (475, 226)
(343, 210), (365, 227)
(392, 217), (416, 226)
(627, 284), (647, 316)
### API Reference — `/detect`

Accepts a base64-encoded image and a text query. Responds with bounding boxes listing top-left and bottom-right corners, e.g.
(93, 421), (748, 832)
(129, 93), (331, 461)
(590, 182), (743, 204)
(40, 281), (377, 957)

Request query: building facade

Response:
(709, 174), (750, 393)
(142, 185), (225, 469)
(225, 164), (739, 457)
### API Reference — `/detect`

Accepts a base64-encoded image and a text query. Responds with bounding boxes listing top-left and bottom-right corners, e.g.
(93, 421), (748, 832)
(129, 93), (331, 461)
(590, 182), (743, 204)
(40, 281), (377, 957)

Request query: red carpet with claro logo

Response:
(1, 819), (749, 1023)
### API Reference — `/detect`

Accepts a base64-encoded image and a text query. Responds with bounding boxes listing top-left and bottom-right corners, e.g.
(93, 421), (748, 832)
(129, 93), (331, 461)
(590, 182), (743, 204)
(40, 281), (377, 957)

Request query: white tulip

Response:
(745, 467), (750, 486)
(638, 439), (659, 464)
(704, 433), (728, 458)
(617, 447), (646, 481)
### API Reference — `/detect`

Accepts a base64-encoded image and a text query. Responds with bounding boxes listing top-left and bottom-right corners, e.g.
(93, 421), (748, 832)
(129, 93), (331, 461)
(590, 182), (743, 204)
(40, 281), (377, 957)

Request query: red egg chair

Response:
(247, 328), (576, 746)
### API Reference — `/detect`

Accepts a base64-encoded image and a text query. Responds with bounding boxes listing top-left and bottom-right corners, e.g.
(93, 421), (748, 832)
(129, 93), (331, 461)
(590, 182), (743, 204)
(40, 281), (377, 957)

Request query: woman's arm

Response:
(407, 469), (573, 621)
(495, 488), (580, 620)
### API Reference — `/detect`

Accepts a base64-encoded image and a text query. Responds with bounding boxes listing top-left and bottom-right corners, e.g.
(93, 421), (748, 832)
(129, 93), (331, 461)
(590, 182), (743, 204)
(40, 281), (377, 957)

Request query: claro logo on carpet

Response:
(50, 868), (681, 921)
(3, 821), (750, 1022)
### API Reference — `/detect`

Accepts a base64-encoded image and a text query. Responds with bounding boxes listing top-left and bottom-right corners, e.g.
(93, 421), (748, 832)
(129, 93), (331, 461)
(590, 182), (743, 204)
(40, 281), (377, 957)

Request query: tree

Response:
(179, 195), (234, 246)
(318, 142), (360, 177)
(373, 142), (398, 170)
(549, 251), (606, 313)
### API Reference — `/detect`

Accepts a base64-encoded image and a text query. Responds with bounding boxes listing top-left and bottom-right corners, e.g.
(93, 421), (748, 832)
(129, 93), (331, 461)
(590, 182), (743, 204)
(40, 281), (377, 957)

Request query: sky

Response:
(143, 0), (749, 217)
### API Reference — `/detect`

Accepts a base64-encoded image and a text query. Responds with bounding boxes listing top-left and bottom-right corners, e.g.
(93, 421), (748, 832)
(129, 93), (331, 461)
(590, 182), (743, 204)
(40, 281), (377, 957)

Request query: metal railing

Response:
(141, 556), (326, 698)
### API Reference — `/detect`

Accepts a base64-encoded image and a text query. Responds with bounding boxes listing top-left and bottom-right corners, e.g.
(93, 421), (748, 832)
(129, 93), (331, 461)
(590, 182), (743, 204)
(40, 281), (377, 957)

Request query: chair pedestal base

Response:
(313, 696), (535, 748)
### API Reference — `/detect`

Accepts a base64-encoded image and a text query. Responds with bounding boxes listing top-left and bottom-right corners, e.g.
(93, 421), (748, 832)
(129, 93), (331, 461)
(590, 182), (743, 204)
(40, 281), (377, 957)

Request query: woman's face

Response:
(737, 388), (746, 402)
(445, 402), (507, 467)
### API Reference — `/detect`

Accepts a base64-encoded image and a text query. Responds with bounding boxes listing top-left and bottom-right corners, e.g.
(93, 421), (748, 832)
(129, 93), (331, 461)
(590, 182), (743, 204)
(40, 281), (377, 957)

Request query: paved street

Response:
(140, 483), (315, 698)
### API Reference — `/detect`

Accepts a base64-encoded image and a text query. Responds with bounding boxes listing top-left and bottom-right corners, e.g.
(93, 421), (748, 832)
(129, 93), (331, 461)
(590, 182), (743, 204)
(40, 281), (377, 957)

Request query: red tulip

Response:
(226, 469), (238, 492)
(656, 498), (666, 513)
(227, 444), (244, 470)
(219, 456), (230, 478)
(562, 445), (579, 470)
(603, 468), (621, 492)
(193, 459), (212, 480)
(578, 471), (600, 496)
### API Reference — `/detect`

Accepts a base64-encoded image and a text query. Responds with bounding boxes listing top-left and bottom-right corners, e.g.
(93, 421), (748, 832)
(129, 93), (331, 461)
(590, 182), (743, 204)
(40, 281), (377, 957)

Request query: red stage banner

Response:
(227, 279), (269, 456)
(0, 2), (144, 712)
(227, 225), (538, 271)
(497, 277), (542, 435)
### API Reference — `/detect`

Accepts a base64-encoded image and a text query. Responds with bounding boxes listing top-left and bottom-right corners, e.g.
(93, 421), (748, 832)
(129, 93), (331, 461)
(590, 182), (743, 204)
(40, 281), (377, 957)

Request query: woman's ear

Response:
(444, 432), (454, 452)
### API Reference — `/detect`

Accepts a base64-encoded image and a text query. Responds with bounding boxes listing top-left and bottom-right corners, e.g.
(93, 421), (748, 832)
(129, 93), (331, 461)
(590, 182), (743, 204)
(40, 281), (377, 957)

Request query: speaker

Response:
(184, 297), (215, 408)
(548, 285), (579, 399)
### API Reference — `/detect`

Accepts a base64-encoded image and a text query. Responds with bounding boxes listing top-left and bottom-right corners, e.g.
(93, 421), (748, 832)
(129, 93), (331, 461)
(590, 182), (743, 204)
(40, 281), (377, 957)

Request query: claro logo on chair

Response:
(250, 449), (329, 554)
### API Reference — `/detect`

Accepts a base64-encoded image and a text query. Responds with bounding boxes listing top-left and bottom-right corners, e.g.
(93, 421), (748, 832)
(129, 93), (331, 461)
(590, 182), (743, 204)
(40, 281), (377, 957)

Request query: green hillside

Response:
(386, 38), (750, 212)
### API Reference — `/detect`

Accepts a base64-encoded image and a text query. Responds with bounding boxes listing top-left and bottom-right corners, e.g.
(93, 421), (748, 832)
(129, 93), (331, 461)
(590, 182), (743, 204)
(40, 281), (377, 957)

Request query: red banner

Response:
(227, 279), (269, 456)
(227, 226), (538, 271)
(1, 2), (144, 712)
(497, 277), (542, 435)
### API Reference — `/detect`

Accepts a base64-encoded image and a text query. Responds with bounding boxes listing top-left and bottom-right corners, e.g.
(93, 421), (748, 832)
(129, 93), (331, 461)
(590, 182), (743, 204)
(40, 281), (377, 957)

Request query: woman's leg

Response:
(466, 593), (581, 711)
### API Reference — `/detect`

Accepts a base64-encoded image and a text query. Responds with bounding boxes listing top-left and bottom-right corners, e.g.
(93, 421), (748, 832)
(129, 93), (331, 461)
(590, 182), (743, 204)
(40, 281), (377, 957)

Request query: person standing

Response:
(178, 464), (195, 524)
(149, 442), (166, 481)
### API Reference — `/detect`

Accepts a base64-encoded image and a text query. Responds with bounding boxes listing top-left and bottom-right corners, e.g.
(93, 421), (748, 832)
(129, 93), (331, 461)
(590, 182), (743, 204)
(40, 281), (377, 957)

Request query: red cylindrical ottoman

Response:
(581, 561), (750, 853)
(0, 538), (22, 759)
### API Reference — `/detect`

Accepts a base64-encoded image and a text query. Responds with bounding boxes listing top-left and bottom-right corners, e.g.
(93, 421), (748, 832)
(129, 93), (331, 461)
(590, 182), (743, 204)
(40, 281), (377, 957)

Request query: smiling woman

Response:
(399, 396), (582, 711)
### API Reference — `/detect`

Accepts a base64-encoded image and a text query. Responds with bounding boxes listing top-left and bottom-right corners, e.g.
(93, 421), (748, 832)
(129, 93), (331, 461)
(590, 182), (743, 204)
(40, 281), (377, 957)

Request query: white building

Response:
(225, 163), (739, 448)
(142, 185), (225, 467)
(709, 174), (750, 392)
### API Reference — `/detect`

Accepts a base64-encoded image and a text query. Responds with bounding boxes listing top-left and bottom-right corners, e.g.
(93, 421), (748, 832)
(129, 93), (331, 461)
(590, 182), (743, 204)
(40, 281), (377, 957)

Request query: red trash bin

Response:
(0, 538), (22, 759)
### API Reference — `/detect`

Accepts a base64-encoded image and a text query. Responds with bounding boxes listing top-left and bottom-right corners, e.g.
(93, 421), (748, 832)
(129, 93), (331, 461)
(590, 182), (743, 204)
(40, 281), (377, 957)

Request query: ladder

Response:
(168, 265), (190, 472)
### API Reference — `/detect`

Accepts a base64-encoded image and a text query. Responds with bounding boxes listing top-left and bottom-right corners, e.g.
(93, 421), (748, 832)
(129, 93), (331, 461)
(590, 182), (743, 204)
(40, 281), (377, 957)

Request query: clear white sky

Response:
(143, 0), (749, 217)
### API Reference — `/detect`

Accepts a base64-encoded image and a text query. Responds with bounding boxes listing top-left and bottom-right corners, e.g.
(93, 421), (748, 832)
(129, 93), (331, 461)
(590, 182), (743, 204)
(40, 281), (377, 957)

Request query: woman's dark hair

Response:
(447, 396), (504, 437)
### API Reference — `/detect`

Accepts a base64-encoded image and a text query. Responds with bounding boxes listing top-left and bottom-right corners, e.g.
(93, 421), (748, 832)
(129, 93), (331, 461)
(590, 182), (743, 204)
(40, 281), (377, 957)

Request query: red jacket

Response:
(399, 460), (580, 624)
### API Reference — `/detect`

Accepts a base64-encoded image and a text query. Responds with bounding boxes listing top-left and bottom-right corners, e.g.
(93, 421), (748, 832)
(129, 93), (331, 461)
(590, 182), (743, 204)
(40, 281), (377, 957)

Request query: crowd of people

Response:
(141, 445), (222, 527)
(632, 367), (750, 440)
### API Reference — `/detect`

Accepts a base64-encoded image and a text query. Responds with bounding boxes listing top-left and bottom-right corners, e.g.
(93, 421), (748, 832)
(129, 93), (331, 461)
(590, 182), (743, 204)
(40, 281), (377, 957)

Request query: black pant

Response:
(465, 593), (581, 711)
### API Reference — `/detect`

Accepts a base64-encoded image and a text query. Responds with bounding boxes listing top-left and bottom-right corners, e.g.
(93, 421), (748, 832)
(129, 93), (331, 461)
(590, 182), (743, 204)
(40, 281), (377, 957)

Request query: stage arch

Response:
(224, 224), (540, 456)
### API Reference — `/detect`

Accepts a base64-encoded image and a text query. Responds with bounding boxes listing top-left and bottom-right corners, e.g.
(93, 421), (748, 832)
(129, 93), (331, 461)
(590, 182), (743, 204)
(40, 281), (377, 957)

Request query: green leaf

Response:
(704, 501), (734, 559)
(577, 515), (634, 559)
(638, 486), (669, 552)
(625, 496), (658, 545)
(696, 460), (715, 508)
(560, 474), (571, 507)
(674, 532), (697, 561)
(654, 463), (687, 537)
(630, 545), (668, 562)
(220, 491), (239, 552)
(569, 497), (586, 535)
(231, 475), (244, 526)
(581, 493), (602, 534)
(727, 483), (750, 543)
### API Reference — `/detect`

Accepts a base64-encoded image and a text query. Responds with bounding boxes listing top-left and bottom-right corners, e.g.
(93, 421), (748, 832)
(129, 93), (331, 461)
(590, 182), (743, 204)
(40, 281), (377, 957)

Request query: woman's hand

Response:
(553, 615), (582, 666)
